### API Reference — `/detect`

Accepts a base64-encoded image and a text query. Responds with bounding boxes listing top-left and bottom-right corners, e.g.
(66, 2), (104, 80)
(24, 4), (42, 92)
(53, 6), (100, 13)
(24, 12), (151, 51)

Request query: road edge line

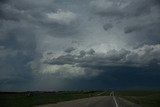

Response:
(113, 96), (119, 107)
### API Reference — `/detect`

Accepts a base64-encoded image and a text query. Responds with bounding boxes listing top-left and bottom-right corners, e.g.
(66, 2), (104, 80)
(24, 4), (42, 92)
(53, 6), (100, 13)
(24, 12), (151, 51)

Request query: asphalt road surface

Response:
(35, 96), (140, 107)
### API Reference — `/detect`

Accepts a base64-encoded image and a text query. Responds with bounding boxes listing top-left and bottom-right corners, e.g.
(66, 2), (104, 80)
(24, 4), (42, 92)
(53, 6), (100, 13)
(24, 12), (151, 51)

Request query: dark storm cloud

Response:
(65, 66), (160, 90)
(9, 0), (56, 11)
(0, 0), (37, 89)
(90, 0), (160, 48)
(0, 0), (9, 3)
(0, 0), (79, 37)
(123, 0), (155, 17)
(87, 49), (95, 55)
(64, 47), (76, 53)
(0, 1), (33, 21)
(79, 50), (86, 57)
(91, 0), (157, 18)
(44, 44), (160, 73)
(124, 22), (160, 46)
(43, 13), (79, 37)
(124, 21), (160, 33)
(0, 0), (82, 90)
(0, 26), (36, 90)
(90, 0), (124, 19)
(1, 0), (160, 91)
(103, 23), (113, 31)
(124, 25), (143, 34)
(44, 54), (76, 65)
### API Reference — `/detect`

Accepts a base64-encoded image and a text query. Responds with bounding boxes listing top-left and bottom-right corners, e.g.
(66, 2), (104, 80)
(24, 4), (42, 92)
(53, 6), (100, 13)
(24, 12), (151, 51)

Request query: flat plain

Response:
(0, 91), (159, 107)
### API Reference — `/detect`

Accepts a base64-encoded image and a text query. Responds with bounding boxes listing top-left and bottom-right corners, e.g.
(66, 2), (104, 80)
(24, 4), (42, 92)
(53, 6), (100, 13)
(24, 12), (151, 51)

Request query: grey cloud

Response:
(89, 0), (160, 49)
(103, 23), (113, 31)
(0, 0), (9, 4)
(90, 0), (124, 18)
(79, 49), (95, 57)
(91, 0), (158, 18)
(0, 0), (80, 38)
(43, 44), (160, 77)
(79, 50), (86, 57)
(0, 20), (36, 51)
(0, 10), (36, 89)
(87, 49), (95, 55)
(0, 2), (41, 22)
(43, 51), (98, 66)
(0, 4), (21, 21)
(43, 44), (160, 78)
(65, 47), (75, 53)
(0, 0), (83, 89)
(123, 0), (155, 17)
(44, 54), (76, 65)
(105, 49), (130, 61)
(10, 0), (56, 11)
(124, 25), (143, 33)
(96, 7), (124, 18)
(1, 0), (160, 90)
(32, 10), (80, 38)
(126, 44), (160, 66)
(125, 22), (160, 46)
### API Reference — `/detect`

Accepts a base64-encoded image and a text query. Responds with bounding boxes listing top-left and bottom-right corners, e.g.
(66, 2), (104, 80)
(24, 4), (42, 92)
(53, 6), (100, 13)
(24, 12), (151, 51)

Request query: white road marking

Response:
(113, 96), (119, 107)
(110, 91), (119, 107)
(97, 91), (105, 96)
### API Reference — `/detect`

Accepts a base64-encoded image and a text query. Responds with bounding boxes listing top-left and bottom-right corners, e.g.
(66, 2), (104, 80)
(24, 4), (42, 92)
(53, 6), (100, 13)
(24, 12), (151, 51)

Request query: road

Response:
(35, 96), (140, 107)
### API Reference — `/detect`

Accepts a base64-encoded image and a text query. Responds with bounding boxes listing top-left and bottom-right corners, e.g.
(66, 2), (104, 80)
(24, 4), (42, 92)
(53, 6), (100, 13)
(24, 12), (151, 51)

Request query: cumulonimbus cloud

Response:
(42, 44), (160, 78)
(1, 0), (160, 90)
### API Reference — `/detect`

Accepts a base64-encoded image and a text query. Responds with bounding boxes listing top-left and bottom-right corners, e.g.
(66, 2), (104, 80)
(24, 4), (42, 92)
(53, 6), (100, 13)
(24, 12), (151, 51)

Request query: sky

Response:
(0, 0), (160, 91)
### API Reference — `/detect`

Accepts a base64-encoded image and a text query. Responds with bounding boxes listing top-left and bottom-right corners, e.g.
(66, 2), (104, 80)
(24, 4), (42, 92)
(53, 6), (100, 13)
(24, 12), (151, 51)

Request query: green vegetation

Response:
(1, 90), (159, 107)
(116, 91), (160, 107)
(0, 91), (101, 107)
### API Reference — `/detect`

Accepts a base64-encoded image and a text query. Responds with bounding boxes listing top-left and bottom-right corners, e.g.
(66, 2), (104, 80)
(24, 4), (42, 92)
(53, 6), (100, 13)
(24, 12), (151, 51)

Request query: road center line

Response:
(97, 91), (105, 96)
(113, 96), (119, 107)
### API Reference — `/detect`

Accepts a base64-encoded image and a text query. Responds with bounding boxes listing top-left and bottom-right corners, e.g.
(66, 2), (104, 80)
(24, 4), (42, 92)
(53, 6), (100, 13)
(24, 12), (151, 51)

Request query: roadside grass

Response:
(0, 91), (101, 107)
(2, 90), (159, 107)
(116, 91), (160, 107)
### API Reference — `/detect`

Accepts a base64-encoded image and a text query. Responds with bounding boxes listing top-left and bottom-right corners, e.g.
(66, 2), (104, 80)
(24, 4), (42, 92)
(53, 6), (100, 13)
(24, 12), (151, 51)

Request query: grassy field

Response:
(1, 90), (159, 107)
(116, 91), (160, 107)
(0, 91), (102, 107)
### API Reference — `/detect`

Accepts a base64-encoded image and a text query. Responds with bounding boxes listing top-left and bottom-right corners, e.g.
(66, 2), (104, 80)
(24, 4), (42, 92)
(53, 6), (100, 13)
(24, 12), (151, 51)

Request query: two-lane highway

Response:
(35, 95), (139, 107)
